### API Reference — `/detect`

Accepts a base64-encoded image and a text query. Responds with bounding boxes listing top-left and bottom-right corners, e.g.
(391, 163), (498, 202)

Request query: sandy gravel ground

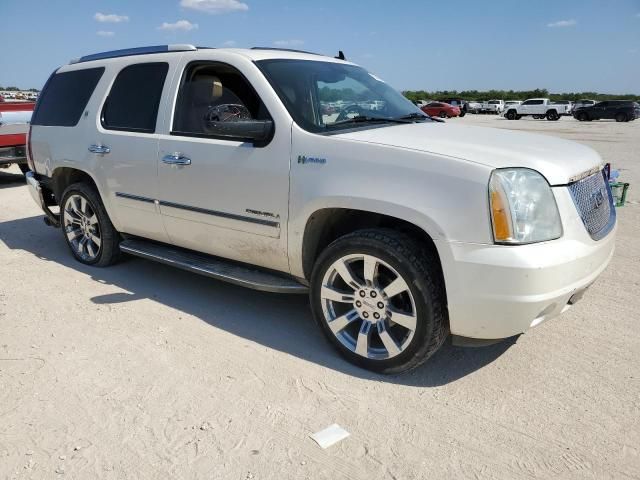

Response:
(1, 115), (639, 479)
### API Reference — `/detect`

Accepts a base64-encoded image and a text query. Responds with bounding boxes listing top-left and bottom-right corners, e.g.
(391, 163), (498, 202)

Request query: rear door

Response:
(93, 59), (177, 242)
(593, 102), (608, 119)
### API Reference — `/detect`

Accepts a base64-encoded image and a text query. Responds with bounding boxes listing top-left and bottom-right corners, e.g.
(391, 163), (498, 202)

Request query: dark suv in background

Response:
(574, 100), (640, 122)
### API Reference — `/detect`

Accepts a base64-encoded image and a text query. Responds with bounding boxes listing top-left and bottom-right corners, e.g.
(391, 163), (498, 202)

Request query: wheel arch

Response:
(50, 167), (100, 201)
(49, 166), (122, 230)
(298, 206), (446, 293)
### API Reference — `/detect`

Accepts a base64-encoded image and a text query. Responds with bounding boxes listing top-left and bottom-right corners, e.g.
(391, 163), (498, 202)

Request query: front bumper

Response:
(25, 171), (60, 227)
(440, 187), (616, 339)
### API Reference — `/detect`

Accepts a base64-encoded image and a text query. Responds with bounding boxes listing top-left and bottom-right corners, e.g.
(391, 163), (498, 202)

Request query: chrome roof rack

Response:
(70, 44), (197, 64)
(250, 47), (321, 56)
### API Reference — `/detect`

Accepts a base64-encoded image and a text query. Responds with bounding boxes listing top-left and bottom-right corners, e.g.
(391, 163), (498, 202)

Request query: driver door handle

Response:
(162, 153), (191, 166)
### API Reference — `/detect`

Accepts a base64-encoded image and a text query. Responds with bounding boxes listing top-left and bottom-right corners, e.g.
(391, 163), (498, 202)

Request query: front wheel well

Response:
(50, 168), (99, 203)
(301, 208), (444, 287)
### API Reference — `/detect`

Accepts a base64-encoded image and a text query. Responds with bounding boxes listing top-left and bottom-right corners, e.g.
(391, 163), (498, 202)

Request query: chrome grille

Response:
(568, 170), (616, 241)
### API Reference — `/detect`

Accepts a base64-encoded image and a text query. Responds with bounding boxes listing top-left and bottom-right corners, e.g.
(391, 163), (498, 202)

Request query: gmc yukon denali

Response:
(26, 45), (617, 373)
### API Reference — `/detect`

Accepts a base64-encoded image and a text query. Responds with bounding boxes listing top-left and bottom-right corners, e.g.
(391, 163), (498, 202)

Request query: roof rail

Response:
(70, 44), (197, 64)
(251, 47), (321, 56)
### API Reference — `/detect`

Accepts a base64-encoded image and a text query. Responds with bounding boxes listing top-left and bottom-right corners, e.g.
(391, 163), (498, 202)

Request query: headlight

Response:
(489, 168), (562, 244)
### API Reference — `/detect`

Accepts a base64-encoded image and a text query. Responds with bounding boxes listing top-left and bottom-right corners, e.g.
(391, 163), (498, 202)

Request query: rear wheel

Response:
(615, 112), (627, 123)
(60, 182), (121, 267)
(439, 111), (447, 118)
(310, 229), (448, 374)
(546, 110), (559, 121)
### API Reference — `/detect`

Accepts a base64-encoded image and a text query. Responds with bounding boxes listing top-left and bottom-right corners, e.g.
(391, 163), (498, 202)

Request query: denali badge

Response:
(298, 155), (326, 165)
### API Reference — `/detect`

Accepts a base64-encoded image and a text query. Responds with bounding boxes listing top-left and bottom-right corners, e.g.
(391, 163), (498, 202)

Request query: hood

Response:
(335, 122), (602, 185)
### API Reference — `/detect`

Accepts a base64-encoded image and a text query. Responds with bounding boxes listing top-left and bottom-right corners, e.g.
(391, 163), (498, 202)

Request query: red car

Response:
(421, 102), (461, 118)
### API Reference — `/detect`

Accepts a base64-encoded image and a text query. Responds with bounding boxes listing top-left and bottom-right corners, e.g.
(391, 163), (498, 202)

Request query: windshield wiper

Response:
(397, 112), (429, 121)
(328, 115), (412, 127)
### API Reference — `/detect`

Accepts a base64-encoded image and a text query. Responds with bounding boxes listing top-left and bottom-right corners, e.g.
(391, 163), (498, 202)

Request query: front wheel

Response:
(615, 113), (627, 122)
(310, 229), (448, 374)
(506, 110), (517, 120)
(60, 182), (121, 267)
(439, 111), (447, 118)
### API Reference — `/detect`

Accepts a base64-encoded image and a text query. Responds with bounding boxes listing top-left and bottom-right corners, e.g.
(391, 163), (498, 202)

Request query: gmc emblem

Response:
(592, 189), (605, 209)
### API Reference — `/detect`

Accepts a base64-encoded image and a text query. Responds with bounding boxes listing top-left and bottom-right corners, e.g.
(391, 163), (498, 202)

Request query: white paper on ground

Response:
(309, 424), (350, 449)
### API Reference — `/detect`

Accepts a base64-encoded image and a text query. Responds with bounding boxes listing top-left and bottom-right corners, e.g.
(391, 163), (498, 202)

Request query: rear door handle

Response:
(162, 153), (191, 166)
(88, 144), (111, 154)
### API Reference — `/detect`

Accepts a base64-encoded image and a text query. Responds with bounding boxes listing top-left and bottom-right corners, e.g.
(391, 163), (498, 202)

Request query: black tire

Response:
(515, 115), (522, 120)
(506, 110), (517, 120)
(17, 163), (29, 175)
(615, 113), (627, 123)
(310, 229), (449, 374)
(459, 111), (466, 117)
(576, 112), (588, 121)
(60, 182), (121, 267)
(438, 111), (447, 118)
(546, 110), (559, 121)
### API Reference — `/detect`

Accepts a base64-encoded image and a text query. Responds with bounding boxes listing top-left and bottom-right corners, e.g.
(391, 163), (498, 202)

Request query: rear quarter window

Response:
(101, 62), (169, 133)
(31, 67), (105, 127)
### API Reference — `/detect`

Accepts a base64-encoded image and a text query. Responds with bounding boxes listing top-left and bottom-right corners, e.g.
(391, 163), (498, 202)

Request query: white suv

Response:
(25, 45), (616, 373)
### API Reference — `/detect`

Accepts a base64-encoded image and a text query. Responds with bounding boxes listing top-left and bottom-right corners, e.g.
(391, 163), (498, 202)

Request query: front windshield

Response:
(257, 59), (428, 132)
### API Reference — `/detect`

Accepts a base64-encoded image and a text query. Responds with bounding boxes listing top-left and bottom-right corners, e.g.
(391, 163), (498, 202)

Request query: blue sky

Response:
(2, 0), (639, 93)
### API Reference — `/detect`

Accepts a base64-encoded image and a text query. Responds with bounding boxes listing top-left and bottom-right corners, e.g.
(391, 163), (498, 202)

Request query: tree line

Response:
(0, 86), (39, 92)
(402, 89), (640, 102)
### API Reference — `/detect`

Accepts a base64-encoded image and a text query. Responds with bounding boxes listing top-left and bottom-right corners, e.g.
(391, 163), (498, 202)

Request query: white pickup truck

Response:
(504, 98), (570, 121)
(25, 45), (616, 373)
(483, 100), (504, 114)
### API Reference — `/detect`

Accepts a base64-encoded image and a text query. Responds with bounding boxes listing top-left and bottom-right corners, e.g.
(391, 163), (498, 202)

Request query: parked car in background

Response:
(467, 100), (483, 113)
(484, 100), (505, 114)
(0, 101), (34, 174)
(552, 100), (573, 115)
(439, 98), (468, 117)
(574, 101), (640, 122)
(421, 101), (461, 118)
(504, 98), (569, 121)
(574, 99), (596, 110)
(0, 94), (4, 103)
(504, 100), (522, 108)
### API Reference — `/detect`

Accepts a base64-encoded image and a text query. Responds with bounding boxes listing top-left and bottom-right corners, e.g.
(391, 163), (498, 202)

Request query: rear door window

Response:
(102, 62), (169, 133)
(31, 67), (104, 127)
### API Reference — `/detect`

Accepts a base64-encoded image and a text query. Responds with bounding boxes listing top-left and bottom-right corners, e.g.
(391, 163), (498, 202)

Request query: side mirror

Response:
(205, 119), (274, 146)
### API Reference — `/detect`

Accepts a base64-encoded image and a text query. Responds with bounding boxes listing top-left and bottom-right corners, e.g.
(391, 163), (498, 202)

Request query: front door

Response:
(156, 59), (291, 272)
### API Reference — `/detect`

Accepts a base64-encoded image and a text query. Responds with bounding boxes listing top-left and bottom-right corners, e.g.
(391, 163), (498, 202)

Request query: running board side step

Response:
(119, 239), (308, 294)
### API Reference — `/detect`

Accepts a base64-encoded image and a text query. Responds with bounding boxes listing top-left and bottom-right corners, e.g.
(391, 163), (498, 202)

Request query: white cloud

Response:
(222, 40), (237, 47)
(547, 19), (577, 28)
(180, 0), (248, 14)
(158, 20), (198, 31)
(273, 39), (304, 47)
(94, 12), (129, 23)
(96, 31), (115, 37)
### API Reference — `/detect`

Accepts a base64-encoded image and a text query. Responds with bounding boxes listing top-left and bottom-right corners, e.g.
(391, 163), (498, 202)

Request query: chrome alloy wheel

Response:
(63, 194), (102, 261)
(320, 254), (417, 360)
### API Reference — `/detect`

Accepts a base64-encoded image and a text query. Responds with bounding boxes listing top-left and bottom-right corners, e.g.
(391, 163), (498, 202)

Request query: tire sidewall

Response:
(60, 183), (117, 266)
(310, 234), (436, 373)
